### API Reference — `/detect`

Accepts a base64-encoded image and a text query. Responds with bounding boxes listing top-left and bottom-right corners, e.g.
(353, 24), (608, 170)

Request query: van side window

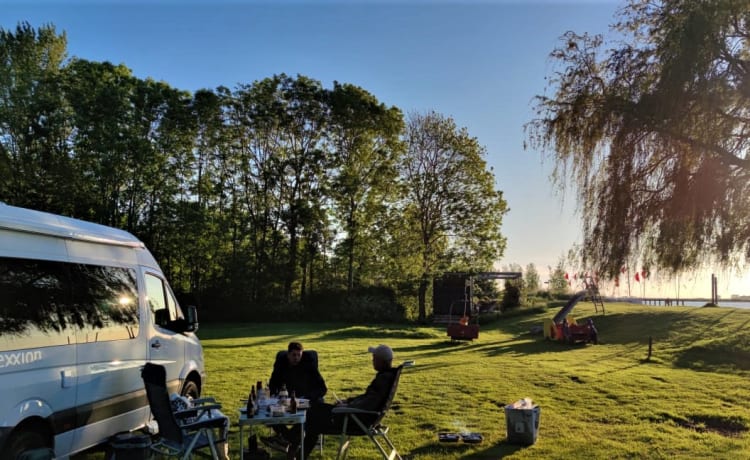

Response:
(0, 257), (139, 352)
(145, 273), (182, 327)
(72, 263), (139, 342)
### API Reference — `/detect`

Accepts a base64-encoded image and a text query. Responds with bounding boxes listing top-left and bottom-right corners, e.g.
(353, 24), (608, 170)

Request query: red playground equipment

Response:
(434, 271), (522, 341)
(446, 300), (479, 341)
(543, 291), (599, 344)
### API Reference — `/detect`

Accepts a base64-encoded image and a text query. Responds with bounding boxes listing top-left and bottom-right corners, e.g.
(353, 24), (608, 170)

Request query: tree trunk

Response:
(418, 274), (429, 322)
(285, 213), (299, 303)
(346, 203), (356, 293)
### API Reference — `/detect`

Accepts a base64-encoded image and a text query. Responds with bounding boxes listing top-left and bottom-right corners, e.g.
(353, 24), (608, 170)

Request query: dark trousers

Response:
(287, 403), (376, 459)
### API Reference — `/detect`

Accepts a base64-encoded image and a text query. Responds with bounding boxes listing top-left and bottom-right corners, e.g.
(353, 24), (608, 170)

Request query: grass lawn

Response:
(75, 301), (750, 459)
(192, 301), (750, 459)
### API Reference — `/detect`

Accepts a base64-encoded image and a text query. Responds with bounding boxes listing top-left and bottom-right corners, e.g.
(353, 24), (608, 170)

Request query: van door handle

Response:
(151, 340), (162, 349)
(61, 369), (74, 388)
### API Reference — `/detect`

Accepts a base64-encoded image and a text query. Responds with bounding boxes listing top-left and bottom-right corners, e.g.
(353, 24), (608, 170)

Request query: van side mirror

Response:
(185, 305), (199, 333)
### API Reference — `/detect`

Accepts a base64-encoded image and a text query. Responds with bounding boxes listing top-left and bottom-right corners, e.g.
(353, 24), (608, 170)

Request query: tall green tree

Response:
(181, 88), (234, 306)
(527, 0), (750, 277)
(0, 22), (71, 212)
(271, 75), (329, 302)
(227, 75), (329, 304)
(402, 111), (508, 321)
(225, 80), (285, 306)
(327, 82), (405, 291)
(63, 59), (140, 226)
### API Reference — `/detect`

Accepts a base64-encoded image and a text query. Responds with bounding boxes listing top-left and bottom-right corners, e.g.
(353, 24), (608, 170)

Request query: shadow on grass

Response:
(674, 343), (750, 372)
(318, 325), (440, 340)
(198, 322), (336, 340)
(408, 440), (527, 459)
(395, 340), (464, 353)
(478, 337), (592, 357)
(645, 411), (749, 437)
(201, 335), (299, 349)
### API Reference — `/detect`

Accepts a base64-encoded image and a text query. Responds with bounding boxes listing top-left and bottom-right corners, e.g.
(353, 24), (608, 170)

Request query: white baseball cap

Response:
(367, 344), (394, 361)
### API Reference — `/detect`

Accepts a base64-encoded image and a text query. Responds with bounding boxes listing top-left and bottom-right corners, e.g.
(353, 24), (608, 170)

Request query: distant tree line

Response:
(0, 23), (509, 322)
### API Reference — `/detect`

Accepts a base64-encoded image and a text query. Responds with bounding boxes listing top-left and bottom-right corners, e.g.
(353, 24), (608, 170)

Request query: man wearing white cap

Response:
(342, 344), (394, 410)
(285, 344), (397, 460)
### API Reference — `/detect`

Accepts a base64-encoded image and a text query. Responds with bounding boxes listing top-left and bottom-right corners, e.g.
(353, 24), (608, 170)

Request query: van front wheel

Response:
(181, 379), (200, 400)
(7, 428), (49, 459)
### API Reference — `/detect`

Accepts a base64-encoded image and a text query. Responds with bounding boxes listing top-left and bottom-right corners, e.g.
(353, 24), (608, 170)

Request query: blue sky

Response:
(2, 0), (748, 298)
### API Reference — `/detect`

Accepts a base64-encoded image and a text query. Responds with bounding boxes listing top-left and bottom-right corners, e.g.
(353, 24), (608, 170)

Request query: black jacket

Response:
(269, 351), (327, 402)
(347, 367), (397, 412)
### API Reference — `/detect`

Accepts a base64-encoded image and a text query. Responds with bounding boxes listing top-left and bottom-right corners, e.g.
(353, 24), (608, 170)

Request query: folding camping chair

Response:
(330, 363), (408, 460)
(141, 362), (228, 459)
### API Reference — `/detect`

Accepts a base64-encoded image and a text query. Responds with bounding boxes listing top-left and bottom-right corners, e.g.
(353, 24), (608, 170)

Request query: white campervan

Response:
(0, 203), (206, 459)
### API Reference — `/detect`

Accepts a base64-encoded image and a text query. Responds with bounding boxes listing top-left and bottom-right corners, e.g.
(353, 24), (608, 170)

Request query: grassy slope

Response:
(197, 302), (750, 459)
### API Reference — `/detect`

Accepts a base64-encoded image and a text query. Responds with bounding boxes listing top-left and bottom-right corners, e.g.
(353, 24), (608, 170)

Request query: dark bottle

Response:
(250, 387), (255, 418)
(250, 386), (257, 414)
(289, 390), (298, 414)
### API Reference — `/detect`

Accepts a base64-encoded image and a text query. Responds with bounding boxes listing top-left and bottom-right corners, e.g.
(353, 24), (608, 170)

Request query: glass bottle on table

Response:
(250, 385), (257, 414)
(289, 390), (298, 414)
(279, 384), (289, 406)
(245, 389), (254, 418)
(256, 380), (265, 401)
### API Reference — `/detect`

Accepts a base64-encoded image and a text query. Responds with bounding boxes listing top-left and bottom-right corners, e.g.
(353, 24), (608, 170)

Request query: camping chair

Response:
(331, 363), (409, 460)
(141, 362), (228, 459)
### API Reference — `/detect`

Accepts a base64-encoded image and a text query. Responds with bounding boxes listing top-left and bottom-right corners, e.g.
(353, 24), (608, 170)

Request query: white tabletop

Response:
(238, 407), (306, 426)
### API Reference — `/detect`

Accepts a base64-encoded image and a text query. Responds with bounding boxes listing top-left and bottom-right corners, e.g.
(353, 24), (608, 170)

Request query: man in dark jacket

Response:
(264, 341), (327, 453)
(269, 341), (327, 402)
(286, 344), (397, 460)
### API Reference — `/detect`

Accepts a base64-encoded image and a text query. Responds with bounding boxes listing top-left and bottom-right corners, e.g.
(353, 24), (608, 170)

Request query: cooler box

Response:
(110, 432), (152, 460)
(504, 400), (541, 445)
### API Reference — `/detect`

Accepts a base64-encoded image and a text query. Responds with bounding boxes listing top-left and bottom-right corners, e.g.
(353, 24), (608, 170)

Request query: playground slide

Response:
(552, 291), (588, 324)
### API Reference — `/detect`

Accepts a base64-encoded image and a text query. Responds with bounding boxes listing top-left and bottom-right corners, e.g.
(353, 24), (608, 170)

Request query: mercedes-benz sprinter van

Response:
(0, 203), (206, 459)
